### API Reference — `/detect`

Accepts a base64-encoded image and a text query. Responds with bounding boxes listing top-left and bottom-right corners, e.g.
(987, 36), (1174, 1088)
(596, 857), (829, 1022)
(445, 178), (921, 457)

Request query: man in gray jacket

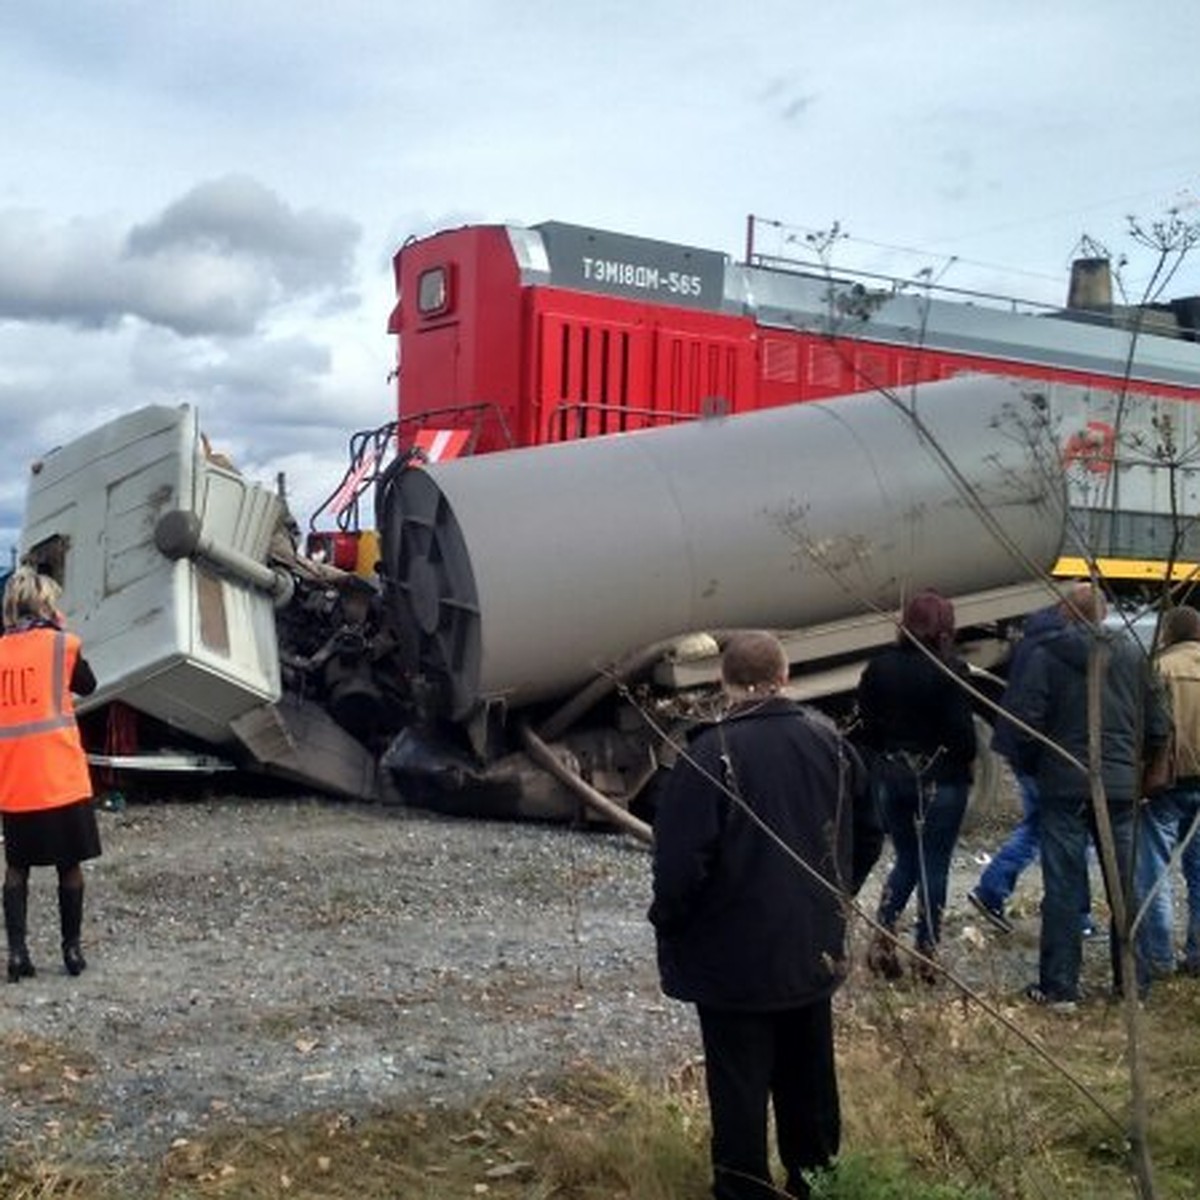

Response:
(1008, 582), (1171, 1009)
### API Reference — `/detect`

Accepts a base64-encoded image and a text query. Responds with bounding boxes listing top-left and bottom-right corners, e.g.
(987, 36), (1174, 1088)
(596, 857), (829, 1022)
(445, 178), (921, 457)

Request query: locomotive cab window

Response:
(417, 266), (453, 317)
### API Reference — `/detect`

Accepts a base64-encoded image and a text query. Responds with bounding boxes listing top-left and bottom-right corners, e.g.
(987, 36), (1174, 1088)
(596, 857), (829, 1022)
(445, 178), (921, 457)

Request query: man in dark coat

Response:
(968, 603), (1085, 934)
(1008, 582), (1171, 1008)
(649, 631), (880, 1200)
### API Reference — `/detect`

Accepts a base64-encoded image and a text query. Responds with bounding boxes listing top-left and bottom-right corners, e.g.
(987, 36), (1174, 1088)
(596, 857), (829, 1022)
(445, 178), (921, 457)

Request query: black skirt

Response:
(2, 799), (103, 869)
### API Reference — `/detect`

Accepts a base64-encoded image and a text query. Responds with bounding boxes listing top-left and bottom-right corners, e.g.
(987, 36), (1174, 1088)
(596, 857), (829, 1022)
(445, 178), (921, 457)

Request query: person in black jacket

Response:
(856, 589), (976, 983)
(967, 602), (1098, 938)
(650, 631), (879, 1200)
(1007, 581), (1170, 1008)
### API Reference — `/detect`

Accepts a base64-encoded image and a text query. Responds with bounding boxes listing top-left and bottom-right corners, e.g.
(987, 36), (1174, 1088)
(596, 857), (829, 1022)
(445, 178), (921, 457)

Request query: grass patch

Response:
(7, 979), (1200, 1197)
(837, 974), (1200, 1198)
(1, 1064), (711, 1199)
(0, 1033), (98, 1101)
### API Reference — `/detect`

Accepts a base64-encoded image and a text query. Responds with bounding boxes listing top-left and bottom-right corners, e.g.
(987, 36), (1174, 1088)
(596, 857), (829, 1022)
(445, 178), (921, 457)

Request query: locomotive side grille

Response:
(762, 337), (800, 384)
(808, 342), (843, 391)
(547, 317), (641, 440)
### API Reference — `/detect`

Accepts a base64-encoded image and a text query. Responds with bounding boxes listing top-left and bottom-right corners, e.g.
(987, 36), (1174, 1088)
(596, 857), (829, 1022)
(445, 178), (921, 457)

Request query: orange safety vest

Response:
(0, 627), (93, 814)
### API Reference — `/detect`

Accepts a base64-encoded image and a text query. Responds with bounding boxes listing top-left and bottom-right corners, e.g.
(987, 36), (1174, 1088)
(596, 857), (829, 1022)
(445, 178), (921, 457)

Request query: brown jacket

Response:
(1157, 638), (1200, 782)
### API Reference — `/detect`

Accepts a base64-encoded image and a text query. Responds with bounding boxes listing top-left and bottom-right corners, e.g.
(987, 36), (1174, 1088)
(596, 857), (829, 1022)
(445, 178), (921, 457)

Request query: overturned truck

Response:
(18, 376), (1066, 822)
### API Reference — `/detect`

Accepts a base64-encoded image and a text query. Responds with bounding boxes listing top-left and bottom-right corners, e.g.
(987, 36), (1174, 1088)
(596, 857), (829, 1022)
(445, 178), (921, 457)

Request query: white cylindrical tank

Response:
(380, 376), (1066, 720)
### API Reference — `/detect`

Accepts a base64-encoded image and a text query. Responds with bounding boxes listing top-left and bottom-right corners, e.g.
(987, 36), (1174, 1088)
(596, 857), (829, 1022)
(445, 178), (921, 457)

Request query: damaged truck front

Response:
(18, 376), (1067, 821)
(19, 405), (404, 802)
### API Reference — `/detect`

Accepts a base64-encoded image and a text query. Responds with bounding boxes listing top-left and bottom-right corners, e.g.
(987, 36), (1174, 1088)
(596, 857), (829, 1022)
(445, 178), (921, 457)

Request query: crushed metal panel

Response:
(230, 701), (381, 801)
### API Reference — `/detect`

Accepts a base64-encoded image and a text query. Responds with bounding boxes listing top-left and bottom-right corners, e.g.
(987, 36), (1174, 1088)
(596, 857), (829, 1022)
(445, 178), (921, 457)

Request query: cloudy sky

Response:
(3, 1), (1199, 558)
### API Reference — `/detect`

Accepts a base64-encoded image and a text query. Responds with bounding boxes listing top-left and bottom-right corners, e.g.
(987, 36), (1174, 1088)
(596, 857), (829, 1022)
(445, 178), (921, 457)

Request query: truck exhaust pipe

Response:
(155, 509), (295, 607)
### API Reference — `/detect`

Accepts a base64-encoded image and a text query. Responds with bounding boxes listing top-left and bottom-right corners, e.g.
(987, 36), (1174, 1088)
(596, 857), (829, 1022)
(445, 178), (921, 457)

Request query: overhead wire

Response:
(756, 173), (1200, 299)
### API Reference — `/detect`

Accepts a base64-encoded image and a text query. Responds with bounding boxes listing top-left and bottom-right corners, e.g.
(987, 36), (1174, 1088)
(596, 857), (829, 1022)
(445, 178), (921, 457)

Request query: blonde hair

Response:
(3, 566), (63, 630)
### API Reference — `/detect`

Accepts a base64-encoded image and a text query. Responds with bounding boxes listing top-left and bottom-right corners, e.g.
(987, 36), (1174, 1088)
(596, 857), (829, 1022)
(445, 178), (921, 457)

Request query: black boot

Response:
(58, 884), (87, 976)
(4, 882), (36, 983)
(867, 925), (903, 981)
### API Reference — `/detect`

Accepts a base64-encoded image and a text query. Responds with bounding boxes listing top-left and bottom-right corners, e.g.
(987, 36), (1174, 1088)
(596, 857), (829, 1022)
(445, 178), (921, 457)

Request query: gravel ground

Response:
(0, 798), (697, 1165)
(0, 792), (1111, 1169)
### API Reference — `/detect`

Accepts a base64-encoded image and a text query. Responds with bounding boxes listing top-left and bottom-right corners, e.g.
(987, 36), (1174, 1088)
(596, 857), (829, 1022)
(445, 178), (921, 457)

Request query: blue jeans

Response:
(977, 772), (1093, 921)
(976, 772), (1041, 909)
(875, 772), (969, 951)
(1136, 784), (1200, 979)
(1040, 792), (1135, 1000)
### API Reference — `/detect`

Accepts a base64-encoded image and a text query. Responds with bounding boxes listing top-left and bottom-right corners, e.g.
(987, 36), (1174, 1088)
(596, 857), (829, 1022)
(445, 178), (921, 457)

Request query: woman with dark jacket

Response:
(1, 567), (100, 982)
(857, 589), (976, 982)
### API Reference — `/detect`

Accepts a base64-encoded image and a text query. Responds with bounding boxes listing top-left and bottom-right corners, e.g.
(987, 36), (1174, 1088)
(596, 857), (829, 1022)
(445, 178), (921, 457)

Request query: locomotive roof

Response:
(504, 220), (1200, 392)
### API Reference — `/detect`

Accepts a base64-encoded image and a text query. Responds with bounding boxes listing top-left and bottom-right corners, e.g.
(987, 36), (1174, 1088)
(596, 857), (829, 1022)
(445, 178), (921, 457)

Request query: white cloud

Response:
(126, 175), (358, 294)
(0, 177), (359, 336)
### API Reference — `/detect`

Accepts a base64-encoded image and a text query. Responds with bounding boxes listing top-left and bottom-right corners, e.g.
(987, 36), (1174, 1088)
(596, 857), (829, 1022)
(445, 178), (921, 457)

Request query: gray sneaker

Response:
(968, 889), (1014, 935)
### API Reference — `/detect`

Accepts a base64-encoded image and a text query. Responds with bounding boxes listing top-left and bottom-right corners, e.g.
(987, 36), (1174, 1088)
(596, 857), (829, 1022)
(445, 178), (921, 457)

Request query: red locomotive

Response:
(313, 216), (1200, 590)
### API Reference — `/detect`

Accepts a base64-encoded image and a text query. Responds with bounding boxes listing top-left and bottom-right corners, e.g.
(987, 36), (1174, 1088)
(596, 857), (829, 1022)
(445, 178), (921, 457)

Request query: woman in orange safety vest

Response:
(1, 566), (100, 982)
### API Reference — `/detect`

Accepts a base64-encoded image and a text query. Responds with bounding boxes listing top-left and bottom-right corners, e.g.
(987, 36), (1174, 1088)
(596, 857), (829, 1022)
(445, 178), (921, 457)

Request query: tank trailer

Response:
(18, 375), (1066, 823)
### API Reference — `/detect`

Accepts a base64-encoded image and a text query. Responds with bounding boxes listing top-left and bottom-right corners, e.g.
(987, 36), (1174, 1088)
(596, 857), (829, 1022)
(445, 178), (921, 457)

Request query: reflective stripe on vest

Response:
(0, 629), (71, 739)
